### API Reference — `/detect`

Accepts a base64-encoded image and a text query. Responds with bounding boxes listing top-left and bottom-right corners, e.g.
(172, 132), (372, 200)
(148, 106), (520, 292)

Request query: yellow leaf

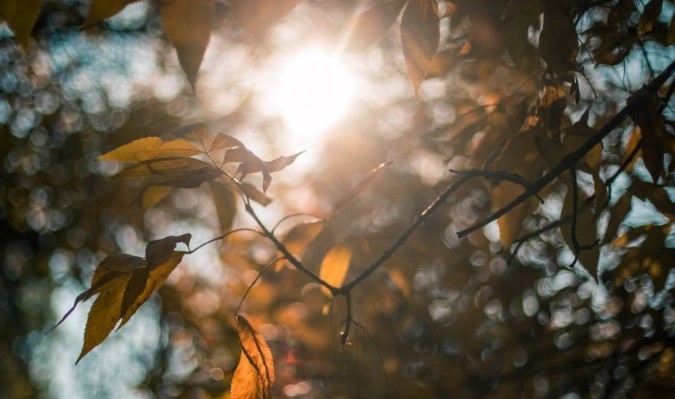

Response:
(319, 245), (352, 296)
(83, 0), (139, 27)
(344, 0), (406, 52)
(77, 273), (131, 363)
(119, 251), (185, 327)
(161, 0), (214, 88)
(0, 0), (41, 51)
(231, 314), (275, 399)
(141, 186), (172, 211)
(400, 0), (440, 95)
(98, 137), (201, 163)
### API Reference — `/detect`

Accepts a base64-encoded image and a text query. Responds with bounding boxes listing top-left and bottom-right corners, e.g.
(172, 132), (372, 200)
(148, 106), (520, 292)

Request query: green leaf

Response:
(231, 314), (275, 399)
(161, 0), (215, 89)
(400, 0), (440, 95)
(0, 0), (41, 51)
(98, 137), (201, 163)
(344, 0), (406, 52)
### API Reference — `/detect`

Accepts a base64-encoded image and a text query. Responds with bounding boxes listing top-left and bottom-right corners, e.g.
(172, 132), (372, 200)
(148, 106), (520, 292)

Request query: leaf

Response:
(400, 0), (440, 95)
(141, 186), (172, 211)
(638, 0), (663, 37)
(98, 137), (201, 163)
(283, 220), (325, 259)
(344, 0), (406, 52)
(77, 273), (131, 363)
(115, 157), (224, 188)
(209, 181), (237, 232)
(231, 314), (275, 399)
(539, 2), (577, 77)
(0, 0), (41, 51)
(610, 225), (673, 291)
(230, 0), (298, 36)
(319, 245), (352, 296)
(145, 234), (191, 269)
(161, 0), (214, 89)
(601, 194), (631, 245)
(239, 183), (272, 206)
(561, 180), (599, 276)
(118, 251), (185, 327)
(210, 133), (245, 152)
(83, 0), (139, 27)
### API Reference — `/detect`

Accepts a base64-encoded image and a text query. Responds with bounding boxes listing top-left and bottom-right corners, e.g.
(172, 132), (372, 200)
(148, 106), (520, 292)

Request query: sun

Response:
(261, 46), (356, 144)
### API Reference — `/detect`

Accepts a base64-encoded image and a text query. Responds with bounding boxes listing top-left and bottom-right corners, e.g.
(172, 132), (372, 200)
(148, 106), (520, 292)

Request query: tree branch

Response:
(456, 58), (675, 239)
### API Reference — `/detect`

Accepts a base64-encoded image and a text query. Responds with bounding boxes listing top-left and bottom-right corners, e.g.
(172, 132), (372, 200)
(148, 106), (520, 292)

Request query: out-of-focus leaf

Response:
(638, 0), (663, 37)
(118, 251), (185, 326)
(561, 180), (599, 276)
(239, 183), (272, 206)
(400, 0), (440, 95)
(145, 234), (191, 269)
(83, 0), (138, 27)
(210, 133), (245, 152)
(231, 314), (275, 399)
(209, 181), (237, 232)
(344, 0), (406, 52)
(0, 0), (41, 51)
(319, 245), (352, 296)
(610, 225), (673, 291)
(539, 2), (577, 76)
(141, 186), (172, 211)
(161, 0), (214, 89)
(601, 194), (631, 244)
(98, 137), (201, 163)
(114, 157), (223, 188)
(230, 0), (298, 36)
(283, 221), (325, 261)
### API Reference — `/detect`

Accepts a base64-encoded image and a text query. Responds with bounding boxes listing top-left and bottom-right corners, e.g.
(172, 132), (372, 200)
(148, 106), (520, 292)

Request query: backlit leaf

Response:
(230, 0), (298, 36)
(0, 0), (41, 51)
(98, 137), (201, 163)
(141, 186), (172, 211)
(209, 181), (237, 232)
(319, 245), (352, 296)
(210, 133), (245, 152)
(400, 0), (440, 95)
(83, 0), (139, 27)
(231, 314), (275, 399)
(345, 0), (406, 52)
(282, 220), (325, 264)
(161, 0), (214, 89)
(119, 251), (185, 327)
(114, 157), (224, 188)
(77, 273), (131, 363)
(239, 183), (273, 206)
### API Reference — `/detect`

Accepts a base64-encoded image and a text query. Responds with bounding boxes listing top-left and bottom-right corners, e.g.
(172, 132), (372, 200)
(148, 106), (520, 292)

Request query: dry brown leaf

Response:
(231, 314), (275, 399)
(400, 0), (440, 95)
(161, 0), (214, 89)
(230, 0), (298, 36)
(319, 245), (352, 296)
(209, 181), (237, 232)
(83, 0), (139, 27)
(344, 0), (406, 52)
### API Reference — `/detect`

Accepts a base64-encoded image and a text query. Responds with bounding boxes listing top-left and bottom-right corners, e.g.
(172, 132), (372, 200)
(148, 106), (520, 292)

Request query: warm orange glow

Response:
(261, 47), (356, 142)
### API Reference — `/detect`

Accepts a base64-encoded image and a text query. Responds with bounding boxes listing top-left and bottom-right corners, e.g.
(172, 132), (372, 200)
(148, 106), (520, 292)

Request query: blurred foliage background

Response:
(1, 0), (675, 398)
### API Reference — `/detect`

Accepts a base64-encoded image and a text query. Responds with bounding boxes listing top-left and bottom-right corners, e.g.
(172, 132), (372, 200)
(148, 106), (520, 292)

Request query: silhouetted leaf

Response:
(638, 0), (663, 37)
(400, 0), (440, 95)
(145, 234), (191, 269)
(231, 314), (275, 399)
(83, 0), (139, 27)
(561, 179), (599, 276)
(601, 194), (631, 244)
(0, 0), (41, 51)
(161, 0), (214, 89)
(230, 0), (298, 36)
(240, 183), (272, 206)
(98, 137), (201, 163)
(345, 0), (406, 52)
(539, 2), (577, 76)
(115, 157), (223, 188)
(319, 245), (352, 296)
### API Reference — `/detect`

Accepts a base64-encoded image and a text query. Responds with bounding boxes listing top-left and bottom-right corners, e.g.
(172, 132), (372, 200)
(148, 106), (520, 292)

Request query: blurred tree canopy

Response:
(1, 0), (675, 398)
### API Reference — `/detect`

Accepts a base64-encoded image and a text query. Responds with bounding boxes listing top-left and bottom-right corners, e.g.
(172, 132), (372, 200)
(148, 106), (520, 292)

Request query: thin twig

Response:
(235, 257), (283, 314)
(457, 58), (675, 239)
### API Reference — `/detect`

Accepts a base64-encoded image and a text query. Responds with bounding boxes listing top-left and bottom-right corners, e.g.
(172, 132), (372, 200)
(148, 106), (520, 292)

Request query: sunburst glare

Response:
(260, 46), (356, 145)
